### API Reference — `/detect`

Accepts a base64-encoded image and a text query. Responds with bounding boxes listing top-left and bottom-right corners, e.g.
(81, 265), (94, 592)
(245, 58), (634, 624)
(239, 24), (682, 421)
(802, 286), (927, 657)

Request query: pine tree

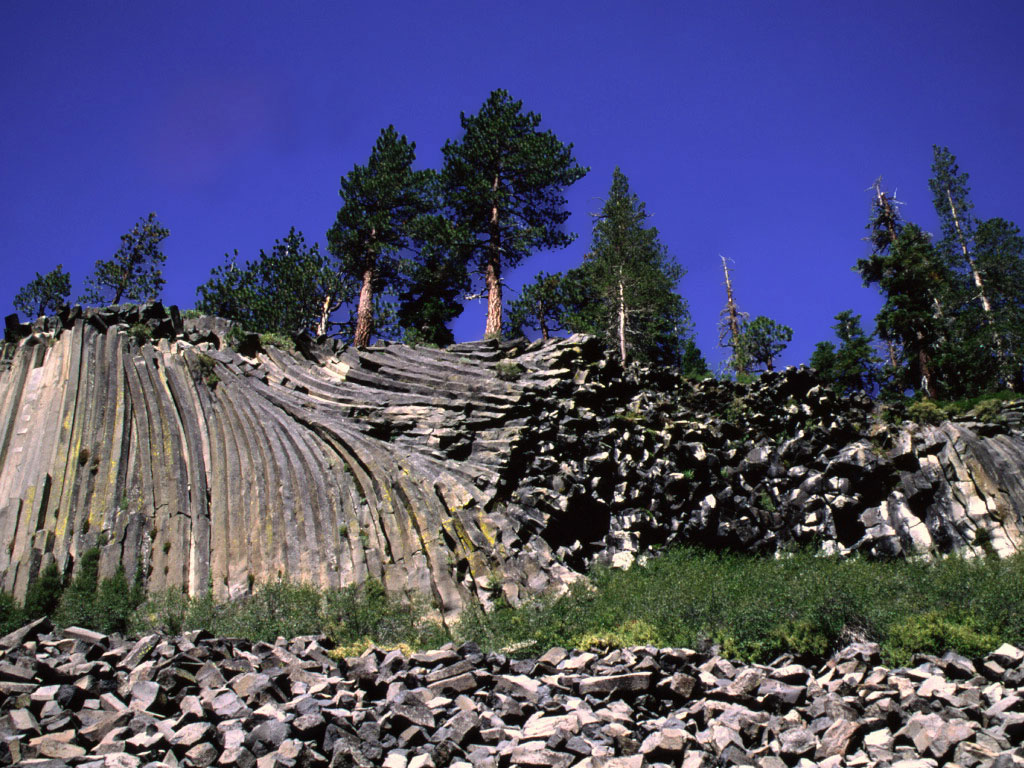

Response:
(965, 217), (1024, 391)
(197, 229), (347, 336)
(22, 561), (63, 619)
(396, 217), (469, 346)
(81, 213), (169, 305)
(929, 147), (987, 312)
(328, 126), (436, 347)
(14, 265), (71, 318)
(857, 180), (950, 398)
(929, 148), (1023, 392)
(505, 271), (566, 340)
(441, 90), (586, 338)
(865, 223), (952, 397)
(810, 310), (879, 394)
(734, 316), (792, 372)
(561, 169), (694, 367)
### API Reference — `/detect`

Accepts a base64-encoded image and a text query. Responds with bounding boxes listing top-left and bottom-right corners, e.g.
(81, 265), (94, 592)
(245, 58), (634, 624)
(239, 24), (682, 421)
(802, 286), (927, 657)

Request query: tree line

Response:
(12, 100), (1024, 400)
(14, 90), (706, 370)
(810, 146), (1024, 400)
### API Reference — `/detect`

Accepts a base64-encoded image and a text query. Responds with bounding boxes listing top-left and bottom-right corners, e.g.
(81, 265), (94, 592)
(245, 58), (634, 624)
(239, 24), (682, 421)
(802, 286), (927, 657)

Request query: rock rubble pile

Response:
(2, 620), (1023, 768)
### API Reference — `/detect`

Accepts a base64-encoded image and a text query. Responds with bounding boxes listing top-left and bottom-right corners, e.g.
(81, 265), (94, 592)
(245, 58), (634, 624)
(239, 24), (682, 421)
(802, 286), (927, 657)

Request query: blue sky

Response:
(3, 1), (1023, 369)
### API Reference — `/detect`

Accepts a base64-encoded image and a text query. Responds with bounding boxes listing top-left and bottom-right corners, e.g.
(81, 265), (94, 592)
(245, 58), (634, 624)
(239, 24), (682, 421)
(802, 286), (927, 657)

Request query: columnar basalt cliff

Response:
(1, 305), (1023, 616)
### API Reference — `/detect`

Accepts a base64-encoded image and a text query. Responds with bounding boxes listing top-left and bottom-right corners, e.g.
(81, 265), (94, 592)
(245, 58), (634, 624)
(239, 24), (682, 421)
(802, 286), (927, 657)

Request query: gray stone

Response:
(577, 672), (652, 696)
(778, 728), (816, 758)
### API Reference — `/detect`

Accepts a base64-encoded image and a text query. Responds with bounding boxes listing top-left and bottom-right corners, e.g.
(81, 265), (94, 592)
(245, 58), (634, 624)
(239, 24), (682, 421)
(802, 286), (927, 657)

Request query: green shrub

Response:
(133, 588), (201, 636)
(258, 332), (296, 352)
(884, 610), (999, 666)
(195, 353), (219, 389)
(182, 309), (203, 319)
(971, 398), (1005, 423)
(54, 547), (101, 628)
(324, 579), (445, 650)
(94, 564), (143, 635)
(573, 618), (663, 650)
(906, 399), (949, 425)
(23, 562), (63, 619)
(225, 325), (248, 350)
(28, 544), (1023, 664)
(768, 619), (830, 658)
(216, 577), (323, 641)
(0, 591), (25, 635)
(127, 323), (153, 346)
(495, 360), (524, 381)
(454, 547), (1024, 664)
(54, 550), (145, 634)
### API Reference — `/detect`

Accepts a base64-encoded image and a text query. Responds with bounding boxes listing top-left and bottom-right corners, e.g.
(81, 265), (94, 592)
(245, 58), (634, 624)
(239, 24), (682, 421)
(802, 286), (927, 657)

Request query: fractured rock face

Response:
(0, 307), (601, 616)
(2, 305), (1023, 617)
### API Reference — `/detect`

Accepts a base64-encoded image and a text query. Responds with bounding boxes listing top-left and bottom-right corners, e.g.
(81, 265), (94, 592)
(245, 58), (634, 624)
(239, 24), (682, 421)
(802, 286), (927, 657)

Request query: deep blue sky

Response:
(3, 1), (1023, 369)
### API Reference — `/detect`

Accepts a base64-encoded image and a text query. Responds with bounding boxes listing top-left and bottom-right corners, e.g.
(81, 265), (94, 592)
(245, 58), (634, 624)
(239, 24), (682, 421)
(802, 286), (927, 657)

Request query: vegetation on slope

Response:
(5, 547), (1021, 668)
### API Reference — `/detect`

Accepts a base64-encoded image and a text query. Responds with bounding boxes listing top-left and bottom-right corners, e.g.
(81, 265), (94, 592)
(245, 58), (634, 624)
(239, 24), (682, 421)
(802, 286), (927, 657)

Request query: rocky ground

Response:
(2, 619), (1023, 768)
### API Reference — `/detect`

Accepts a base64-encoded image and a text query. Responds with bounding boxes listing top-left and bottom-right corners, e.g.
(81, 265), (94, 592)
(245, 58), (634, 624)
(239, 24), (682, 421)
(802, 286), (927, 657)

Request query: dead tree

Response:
(718, 256), (749, 374)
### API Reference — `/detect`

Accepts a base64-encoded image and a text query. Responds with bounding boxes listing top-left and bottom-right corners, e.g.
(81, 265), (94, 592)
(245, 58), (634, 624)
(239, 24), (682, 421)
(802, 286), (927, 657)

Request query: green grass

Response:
(10, 546), (1024, 666)
(454, 547), (1024, 666)
(127, 323), (153, 346)
(258, 332), (296, 351)
(495, 360), (524, 381)
(131, 577), (446, 649)
(903, 391), (1023, 425)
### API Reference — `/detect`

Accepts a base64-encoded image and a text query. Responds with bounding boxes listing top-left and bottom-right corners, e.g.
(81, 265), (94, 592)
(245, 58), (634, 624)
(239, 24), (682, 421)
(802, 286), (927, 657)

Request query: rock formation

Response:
(1, 620), (1023, 767)
(1, 305), (1023, 618)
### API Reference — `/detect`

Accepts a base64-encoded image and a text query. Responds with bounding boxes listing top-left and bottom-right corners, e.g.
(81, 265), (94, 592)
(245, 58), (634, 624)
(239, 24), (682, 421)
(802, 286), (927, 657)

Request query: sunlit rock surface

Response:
(1, 304), (1023, 616)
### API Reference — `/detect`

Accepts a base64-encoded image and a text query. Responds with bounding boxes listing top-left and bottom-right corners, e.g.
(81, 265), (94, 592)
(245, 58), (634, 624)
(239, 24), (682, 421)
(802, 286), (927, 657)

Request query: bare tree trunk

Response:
(918, 344), (937, 399)
(316, 293), (333, 337)
(946, 189), (993, 313)
(945, 188), (1011, 389)
(718, 256), (747, 373)
(886, 338), (898, 369)
(617, 277), (627, 367)
(484, 256), (502, 338)
(353, 268), (374, 347)
(485, 177), (502, 338)
(352, 228), (378, 348)
(538, 301), (549, 340)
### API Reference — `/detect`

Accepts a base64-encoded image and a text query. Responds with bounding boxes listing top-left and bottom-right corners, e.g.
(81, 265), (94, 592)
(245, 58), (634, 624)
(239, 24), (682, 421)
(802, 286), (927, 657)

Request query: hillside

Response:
(2, 304), (1023, 620)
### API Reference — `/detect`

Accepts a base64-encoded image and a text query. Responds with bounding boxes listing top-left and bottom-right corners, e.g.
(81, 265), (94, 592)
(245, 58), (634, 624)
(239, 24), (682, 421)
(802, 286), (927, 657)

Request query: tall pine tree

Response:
(396, 216), (470, 347)
(441, 90), (586, 337)
(328, 126), (436, 347)
(562, 168), (694, 367)
(929, 147), (1021, 392)
(857, 180), (951, 398)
